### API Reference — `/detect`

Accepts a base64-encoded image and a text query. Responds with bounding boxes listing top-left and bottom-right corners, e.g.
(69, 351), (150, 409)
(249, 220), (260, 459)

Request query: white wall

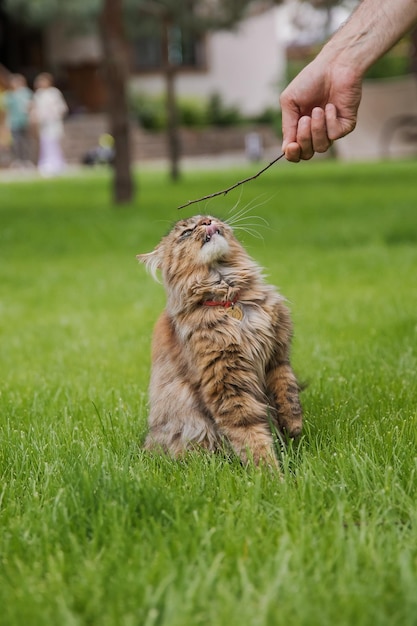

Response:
(336, 76), (417, 161)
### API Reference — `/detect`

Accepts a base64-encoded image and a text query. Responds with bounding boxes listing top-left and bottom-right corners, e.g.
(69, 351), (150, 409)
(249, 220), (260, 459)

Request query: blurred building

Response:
(0, 2), (289, 116)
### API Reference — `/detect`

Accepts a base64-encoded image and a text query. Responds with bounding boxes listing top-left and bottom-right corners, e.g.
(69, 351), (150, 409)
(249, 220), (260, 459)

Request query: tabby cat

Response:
(138, 215), (302, 467)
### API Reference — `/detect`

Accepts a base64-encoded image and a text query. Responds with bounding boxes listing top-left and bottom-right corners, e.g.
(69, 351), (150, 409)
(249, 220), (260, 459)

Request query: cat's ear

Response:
(137, 246), (163, 282)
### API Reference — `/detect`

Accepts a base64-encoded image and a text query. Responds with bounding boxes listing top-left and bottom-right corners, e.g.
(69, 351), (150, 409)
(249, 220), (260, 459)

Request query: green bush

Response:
(178, 97), (208, 127)
(206, 92), (242, 127)
(131, 91), (245, 130)
(249, 106), (282, 136)
(365, 52), (410, 79)
(130, 92), (166, 131)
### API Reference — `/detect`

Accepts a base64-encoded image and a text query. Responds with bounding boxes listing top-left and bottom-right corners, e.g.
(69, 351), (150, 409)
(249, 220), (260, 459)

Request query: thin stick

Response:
(177, 152), (286, 210)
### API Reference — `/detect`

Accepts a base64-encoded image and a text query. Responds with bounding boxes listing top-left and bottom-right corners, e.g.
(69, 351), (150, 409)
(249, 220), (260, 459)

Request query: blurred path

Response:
(0, 148), (283, 183)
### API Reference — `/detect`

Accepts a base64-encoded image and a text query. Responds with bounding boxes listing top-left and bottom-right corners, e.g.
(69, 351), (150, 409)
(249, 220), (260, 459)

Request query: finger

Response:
(280, 93), (300, 151)
(311, 107), (332, 153)
(296, 116), (314, 160)
(284, 141), (301, 163)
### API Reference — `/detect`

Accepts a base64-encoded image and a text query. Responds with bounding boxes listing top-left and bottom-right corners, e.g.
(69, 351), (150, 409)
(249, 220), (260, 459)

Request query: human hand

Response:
(280, 59), (363, 162)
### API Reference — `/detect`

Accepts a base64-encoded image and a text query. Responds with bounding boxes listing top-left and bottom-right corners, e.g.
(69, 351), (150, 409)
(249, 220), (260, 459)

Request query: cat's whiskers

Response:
(230, 198), (273, 221)
(224, 196), (274, 241)
(227, 196), (271, 224)
(225, 188), (245, 216)
(229, 214), (270, 228)
(226, 195), (265, 224)
(231, 217), (269, 234)
(227, 220), (265, 241)
(231, 225), (265, 241)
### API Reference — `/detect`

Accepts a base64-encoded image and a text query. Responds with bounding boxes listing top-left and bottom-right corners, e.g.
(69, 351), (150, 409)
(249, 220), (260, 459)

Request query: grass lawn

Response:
(0, 158), (417, 626)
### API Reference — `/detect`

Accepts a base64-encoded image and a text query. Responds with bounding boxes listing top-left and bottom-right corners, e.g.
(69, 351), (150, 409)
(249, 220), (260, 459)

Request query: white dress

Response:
(33, 87), (68, 176)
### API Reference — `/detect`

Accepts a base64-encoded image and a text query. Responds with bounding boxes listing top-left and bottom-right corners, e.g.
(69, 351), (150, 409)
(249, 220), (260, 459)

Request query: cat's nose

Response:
(199, 217), (220, 238)
(205, 222), (220, 237)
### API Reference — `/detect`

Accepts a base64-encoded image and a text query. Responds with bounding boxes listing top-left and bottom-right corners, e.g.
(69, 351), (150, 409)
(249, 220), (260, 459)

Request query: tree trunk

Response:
(99, 0), (135, 204)
(162, 18), (181, 181)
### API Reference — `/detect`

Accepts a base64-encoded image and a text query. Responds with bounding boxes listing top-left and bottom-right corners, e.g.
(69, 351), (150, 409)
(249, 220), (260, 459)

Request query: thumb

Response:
(325, 103), (357, 141)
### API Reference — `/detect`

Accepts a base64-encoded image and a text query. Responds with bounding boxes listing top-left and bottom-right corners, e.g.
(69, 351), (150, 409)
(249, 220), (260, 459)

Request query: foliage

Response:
(130, 91), (244, 129)
(1, 159), (417, 625)
(4, 0), (101, 25)
(301, 0), (358, 10)
(364, 40), (411, 79)
(179, 96), (208, 127)
(4, 0), (260, 32)
(130, 92), (167, 131)
(206, 92), (242, 127)
(130, 91), (282, 132)
(248, 106), (282, 135)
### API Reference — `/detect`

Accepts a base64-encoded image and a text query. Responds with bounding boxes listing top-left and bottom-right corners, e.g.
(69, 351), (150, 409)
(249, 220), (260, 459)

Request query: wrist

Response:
(319, 33), (373, 81)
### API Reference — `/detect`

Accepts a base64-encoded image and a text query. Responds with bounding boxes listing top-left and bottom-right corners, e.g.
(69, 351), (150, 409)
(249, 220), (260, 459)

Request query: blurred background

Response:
(1, 0), (417, 199)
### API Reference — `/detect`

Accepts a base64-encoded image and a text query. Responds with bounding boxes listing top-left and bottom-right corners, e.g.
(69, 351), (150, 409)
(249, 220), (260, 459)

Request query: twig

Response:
(177, 152), (286, 210)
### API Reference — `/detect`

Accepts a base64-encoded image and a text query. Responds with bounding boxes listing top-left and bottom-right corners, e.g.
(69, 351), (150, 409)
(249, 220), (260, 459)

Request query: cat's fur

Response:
(138, 215), (302, 466)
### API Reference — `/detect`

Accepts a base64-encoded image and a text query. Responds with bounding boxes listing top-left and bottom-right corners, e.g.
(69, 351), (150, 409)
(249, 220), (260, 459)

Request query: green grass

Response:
(1, 159), (417, 626)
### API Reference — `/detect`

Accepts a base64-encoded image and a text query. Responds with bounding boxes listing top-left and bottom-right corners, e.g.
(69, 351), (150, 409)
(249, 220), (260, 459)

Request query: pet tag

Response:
(226, 304), (243, 321)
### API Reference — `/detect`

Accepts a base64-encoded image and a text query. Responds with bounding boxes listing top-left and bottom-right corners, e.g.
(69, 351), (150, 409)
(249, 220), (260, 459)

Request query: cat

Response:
(137, 214), (302, 467)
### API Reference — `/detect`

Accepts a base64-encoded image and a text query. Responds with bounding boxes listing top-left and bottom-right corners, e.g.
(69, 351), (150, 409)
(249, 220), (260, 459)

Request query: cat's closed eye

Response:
(179, 228), (194, 239)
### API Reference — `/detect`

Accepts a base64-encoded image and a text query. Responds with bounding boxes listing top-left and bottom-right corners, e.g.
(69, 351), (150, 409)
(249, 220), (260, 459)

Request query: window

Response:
(132, 25), (205, 71)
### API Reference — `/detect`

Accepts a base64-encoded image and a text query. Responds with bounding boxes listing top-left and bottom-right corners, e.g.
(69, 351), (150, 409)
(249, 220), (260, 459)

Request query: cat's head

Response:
(137, 215), (236, 283)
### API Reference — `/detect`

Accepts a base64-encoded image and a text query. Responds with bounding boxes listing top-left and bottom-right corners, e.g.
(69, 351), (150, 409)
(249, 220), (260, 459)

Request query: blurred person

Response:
(0, 86), (12, 166)
(32, 72), (68, 176)
(280, 0), (417, 162)
(3, 74), (33, 167)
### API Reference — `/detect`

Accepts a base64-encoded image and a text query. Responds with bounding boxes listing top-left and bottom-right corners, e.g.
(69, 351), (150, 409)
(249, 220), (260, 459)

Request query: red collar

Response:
(203, 294), (240, 309)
